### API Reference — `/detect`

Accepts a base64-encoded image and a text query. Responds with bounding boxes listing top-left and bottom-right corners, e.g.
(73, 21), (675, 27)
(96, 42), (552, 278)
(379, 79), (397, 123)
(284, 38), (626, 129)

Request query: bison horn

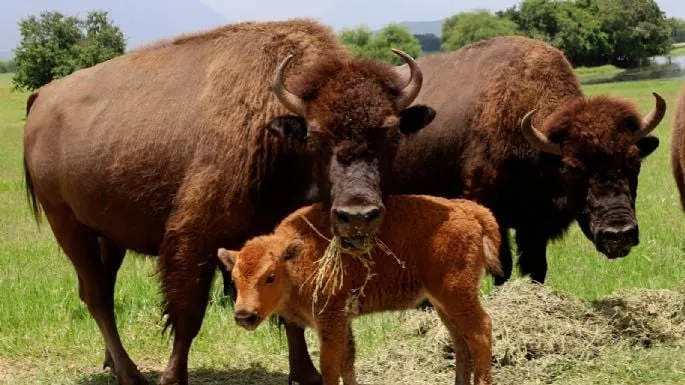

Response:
(520, 109), (562, 155)
(392, 48), (423, 110)
(634, 92), (666, 142)
(273, 54), (307, 117)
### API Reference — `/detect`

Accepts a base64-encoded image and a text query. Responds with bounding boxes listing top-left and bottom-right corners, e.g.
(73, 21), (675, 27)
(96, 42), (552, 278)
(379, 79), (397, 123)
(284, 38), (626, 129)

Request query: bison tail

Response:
(24, 157), (43, 225)
(470, 204), (503, 277)
(24, 91), (43, 224)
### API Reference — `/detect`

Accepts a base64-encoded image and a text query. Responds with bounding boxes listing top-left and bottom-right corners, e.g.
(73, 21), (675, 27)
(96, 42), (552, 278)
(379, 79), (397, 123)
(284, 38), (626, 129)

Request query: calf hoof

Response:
(159, 372), (186, 385)
(288, 372), (323, 385)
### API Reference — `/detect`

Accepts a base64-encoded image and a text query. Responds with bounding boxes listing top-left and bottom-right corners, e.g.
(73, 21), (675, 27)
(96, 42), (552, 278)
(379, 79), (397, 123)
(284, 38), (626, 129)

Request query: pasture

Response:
(1, 71), (684, 384)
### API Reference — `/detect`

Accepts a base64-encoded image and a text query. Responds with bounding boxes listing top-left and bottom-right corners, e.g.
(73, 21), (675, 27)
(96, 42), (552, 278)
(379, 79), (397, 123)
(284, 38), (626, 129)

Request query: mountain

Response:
(399, 20), (444, 37)
(0, 0), (228, 60)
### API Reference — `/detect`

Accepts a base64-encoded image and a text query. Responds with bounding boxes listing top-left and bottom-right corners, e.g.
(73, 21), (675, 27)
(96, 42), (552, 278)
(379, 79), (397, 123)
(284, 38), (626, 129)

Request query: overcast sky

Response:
(201, 0), (685, 30)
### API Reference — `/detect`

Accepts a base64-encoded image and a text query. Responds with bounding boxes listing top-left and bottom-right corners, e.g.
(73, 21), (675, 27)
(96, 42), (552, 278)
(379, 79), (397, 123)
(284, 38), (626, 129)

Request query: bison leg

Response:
(157, 230), (216, 385)
(44, 207), (146, 385)
(341, 325), (358, 385)
(493, 226), (512, 286)
(97, 238), (126, 372)
(515, 229), (548, 284)
(285, 321), (323, 385)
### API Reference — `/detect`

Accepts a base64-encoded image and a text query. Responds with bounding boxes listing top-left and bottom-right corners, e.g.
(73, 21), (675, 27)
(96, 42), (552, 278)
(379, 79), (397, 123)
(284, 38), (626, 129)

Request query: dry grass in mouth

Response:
(298, 215), (404, 313)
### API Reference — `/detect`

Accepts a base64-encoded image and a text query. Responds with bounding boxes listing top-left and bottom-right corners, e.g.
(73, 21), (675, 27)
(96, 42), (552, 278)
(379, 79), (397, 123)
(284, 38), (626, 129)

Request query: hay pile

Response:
(357, 279), (685, 385)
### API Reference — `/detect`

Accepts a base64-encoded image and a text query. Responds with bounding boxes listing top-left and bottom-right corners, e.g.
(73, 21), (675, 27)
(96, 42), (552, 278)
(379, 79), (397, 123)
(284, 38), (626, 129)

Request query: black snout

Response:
(234, 310), (259, 328)
(596, 224), (639, 259)
(332, 205), (385, 249)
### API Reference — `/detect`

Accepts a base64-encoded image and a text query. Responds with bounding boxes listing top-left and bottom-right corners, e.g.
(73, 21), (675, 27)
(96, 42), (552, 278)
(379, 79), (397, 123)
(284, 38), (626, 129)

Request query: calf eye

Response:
(265, 272), (276, 284)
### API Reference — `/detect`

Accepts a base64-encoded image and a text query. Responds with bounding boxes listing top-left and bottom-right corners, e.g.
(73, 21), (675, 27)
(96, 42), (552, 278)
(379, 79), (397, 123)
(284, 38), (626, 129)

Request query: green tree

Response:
(414, 33), (442, 53)
(441, 10), (519, 52)
(12, 10), (125, 91)
(0, 60), (17, 73)
(667, 18), (685, 43)
(339, 24), (423, 64)
(596, 0), (671, 67)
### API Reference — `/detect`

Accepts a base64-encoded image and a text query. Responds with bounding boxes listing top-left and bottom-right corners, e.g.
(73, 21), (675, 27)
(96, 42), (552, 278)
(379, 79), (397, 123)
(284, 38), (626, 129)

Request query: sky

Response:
(201, 0), (685, 30)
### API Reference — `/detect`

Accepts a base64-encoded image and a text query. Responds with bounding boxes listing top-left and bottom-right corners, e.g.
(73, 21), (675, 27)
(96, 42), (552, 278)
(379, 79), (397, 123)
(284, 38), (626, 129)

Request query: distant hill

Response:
(399, 20), (444, 38)
(0, 0), (228, 60)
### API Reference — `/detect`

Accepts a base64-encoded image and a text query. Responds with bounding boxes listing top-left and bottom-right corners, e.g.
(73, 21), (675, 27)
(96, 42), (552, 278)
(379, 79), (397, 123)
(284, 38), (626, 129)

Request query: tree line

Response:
(7, 1), (685, 91)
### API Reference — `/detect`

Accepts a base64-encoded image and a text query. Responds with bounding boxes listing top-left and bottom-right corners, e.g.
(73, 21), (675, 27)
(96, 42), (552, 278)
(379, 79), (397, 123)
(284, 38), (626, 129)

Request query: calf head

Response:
(217, 236), (303, 330)
(521, 93), (665, 259)
(267, 50), (435, 249)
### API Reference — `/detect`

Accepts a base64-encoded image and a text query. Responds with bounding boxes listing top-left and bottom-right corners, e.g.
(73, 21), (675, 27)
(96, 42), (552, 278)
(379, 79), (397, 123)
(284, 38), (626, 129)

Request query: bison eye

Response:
(265, 272), (276, 284)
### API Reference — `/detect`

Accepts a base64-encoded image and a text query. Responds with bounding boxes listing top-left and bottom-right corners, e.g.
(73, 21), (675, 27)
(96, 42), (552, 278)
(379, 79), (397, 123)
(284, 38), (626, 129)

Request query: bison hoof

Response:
(116, 370), (148, 385)
(288, 372), (323, 385)
(103, 350), (115, 370)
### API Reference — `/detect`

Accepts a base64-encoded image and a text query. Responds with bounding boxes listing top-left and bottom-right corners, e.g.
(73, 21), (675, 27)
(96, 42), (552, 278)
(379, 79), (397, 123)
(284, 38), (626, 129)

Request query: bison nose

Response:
(234, 310), (259, 328)
(333, 205), (385, 231)
(597, 224), (639, 259)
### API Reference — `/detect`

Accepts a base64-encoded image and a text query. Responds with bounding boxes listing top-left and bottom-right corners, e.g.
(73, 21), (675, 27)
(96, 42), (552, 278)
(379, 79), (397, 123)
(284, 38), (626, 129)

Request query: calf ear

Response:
(267, 115), (308, 141)
(282, 239), (304, 261)
(399, 105), (436, 134)
(637, 136), (659, 158)
(217, 248), (238, 272)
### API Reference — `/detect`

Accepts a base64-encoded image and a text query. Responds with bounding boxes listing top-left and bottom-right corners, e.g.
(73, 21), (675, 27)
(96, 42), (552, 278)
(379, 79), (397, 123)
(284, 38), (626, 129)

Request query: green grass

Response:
(669, 45), (685, 56)
(574, 64), (625, 83)
(1, 72), (684, 384)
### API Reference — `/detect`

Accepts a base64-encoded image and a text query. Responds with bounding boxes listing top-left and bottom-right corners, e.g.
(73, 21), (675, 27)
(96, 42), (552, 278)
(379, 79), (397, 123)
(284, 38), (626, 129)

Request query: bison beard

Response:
(23, 19), (435, 385)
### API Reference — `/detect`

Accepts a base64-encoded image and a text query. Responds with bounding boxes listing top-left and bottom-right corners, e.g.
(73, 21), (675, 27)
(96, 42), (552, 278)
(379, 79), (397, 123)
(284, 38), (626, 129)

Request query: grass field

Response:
(1, 72), (684, 385)
(671, 43), (685, 56)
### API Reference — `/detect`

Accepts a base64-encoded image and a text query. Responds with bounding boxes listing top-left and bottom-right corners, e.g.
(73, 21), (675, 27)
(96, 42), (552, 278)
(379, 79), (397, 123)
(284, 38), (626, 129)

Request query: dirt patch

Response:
(357, 279), (685, 385)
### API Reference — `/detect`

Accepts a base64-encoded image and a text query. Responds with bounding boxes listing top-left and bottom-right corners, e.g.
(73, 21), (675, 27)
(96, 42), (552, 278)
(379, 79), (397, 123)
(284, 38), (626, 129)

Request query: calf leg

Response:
(285, 321), (323, 385)
(516, 229), (548, 284)
(316, 315), (350, 385)
(494, 227), (512, 286)
(341, 325), (358, 385)
(436, 309), (471, 385)
(44, 207), (145, 385)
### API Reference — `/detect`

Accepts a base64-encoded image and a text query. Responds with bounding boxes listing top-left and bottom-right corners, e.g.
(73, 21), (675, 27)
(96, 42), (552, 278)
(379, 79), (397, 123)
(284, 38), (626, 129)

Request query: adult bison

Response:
(22, 19), (434, 385)
(671, 82), (685, 210)
(391, 36), (665, 284)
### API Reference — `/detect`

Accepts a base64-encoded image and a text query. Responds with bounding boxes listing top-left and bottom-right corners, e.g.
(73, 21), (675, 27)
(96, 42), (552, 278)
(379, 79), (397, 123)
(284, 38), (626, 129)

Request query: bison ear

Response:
(399, 105), (436, 134)
(217, 248), (238, 272)
(637, 136), (659, 158)
(267, 116), (308, 141)
(282, 239), (303, 261)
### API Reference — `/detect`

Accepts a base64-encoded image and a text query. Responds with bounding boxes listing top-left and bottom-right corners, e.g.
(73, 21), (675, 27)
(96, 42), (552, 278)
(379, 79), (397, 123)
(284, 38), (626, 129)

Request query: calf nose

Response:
(234, 310), (259, 327)
(333, 205), (385, 232)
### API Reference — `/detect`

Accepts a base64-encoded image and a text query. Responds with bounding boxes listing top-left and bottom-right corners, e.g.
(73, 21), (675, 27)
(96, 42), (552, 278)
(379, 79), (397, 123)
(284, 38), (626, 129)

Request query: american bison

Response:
(391, 36), (666, 284)
(671, 82), (685, 211)
(218, 195), (502, 385)
(22, 19), (434, 385)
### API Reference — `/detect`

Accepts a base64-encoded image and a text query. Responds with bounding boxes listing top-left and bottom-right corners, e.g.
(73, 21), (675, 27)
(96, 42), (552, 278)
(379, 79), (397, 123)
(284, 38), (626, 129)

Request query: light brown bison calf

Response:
(218, 195), (502, 385)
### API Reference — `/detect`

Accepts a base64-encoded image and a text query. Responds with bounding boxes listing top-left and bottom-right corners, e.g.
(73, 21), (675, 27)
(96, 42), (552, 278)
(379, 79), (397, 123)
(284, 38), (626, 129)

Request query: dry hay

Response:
(356, 279), (685, 385)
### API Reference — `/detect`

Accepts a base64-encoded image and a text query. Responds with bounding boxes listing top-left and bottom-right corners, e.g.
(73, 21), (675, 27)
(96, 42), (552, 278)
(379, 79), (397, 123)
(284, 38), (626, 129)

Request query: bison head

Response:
(216, 236), (302, 330)
(521, 93), (665, 259)
(267, 50), (435, 249)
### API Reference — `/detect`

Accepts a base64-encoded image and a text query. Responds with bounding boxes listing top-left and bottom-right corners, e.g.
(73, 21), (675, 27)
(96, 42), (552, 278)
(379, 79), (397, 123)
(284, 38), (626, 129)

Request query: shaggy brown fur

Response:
(391, 36), (664, 284)
(219, 195), (502, 385)
(22, 18), (434, 385)
(671, 83), (685, 211)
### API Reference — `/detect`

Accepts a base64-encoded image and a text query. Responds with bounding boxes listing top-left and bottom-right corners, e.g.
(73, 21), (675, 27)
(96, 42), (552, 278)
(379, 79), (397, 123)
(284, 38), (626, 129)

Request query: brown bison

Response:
(391, 36), (666, 284)
(218, 195), (502, 385)
(671, 82), (685, 210)
(22, 19), (434, 385)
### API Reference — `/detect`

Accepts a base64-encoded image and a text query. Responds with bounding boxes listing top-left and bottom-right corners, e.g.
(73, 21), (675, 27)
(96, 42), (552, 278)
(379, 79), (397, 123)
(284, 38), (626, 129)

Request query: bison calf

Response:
(218, 195), (502, 385)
